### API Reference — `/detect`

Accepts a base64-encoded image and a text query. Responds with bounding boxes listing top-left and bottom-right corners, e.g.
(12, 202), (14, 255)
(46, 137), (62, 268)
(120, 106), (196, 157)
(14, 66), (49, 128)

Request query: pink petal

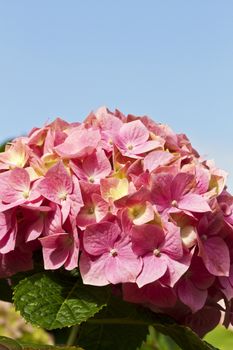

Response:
(146, 282), (177, 308)
(171, 173), (195, 200)
(0, 168), (30, 203)
(40, 233), (71, 270)
(0, 211), (14, 240)
(161, 222), (183, 260)
(82, 149), (112, 182)
(92, 194), (109, 222)
(131, 140), (163, 155)
(133, 202), (155, 225)
(200, 237), (230, 276)
(123, 281), (176, 308)
(115, 120), (149, 148)
(0, 247), (33, 278)
(150, 173), (173, 210)
(178, 193), (211, 213)
(114, 186), (150, 208)
(80, 252), (109, 286)
(83, 222), (121, 256)
(131, 224), (165, 256)
(143, 150), (174, 172)
(178, 278), (207, 312)
(54, 127), (101, 158)
(37, 162), (72, 204)
(105, 253), (141, 284)
(25, 216), (44, 242)
(162, 253), (191, 287)
(64, 239), (79, 271)
(0, 225), (17, 254)
(136, 254), (167, 287)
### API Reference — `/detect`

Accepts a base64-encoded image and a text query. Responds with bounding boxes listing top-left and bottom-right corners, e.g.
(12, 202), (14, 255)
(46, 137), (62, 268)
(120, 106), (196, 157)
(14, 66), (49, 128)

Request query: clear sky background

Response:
(0, 1), (233, 189)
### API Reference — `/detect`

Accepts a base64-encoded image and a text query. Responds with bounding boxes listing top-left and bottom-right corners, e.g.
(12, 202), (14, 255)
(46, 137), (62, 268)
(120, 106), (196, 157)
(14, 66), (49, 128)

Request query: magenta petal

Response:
(80, 252), (109, 286)
(178, 278), (207, 312)
(201, 237), (230, 276)
(136, 254), (167, 287)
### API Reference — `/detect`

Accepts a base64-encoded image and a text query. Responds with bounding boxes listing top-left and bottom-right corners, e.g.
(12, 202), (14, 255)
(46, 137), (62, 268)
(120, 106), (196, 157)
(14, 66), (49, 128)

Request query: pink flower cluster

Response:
(0, 107), (233, 334)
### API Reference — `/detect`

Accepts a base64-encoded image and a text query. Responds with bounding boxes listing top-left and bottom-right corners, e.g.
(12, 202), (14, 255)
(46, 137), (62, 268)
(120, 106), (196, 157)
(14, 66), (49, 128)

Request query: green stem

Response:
(67, 325), (80, 346)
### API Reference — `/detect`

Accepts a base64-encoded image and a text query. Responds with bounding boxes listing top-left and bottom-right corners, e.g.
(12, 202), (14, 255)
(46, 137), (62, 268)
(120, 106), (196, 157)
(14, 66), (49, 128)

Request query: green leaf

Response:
(0, 337), (84, 350)
(0, 336), (22, 350)
(140, 326), (181, 350)
(204, 325), (233, 350)
(152, 320), (219, 350)
(13, 272), (110, 330)
(20, 343), (84, 350)
(78, 297), (149, 350)
(78, 297), (219, 350)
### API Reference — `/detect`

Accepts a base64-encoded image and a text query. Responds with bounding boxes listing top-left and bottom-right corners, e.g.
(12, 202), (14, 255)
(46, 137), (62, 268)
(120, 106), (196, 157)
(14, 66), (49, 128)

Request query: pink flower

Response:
(0, 168), (40, 211)
(114, 187), (154, 225)
(219, 264), (233, 300)
(0, 209), (17, 253)
(80, 221), (142, 286)
(131, 222), (190, 287)
(0, 140), (29, 170)
(197, 214), (230, 276)
(23, 203), (61, 242)
(143, 150), (175, 172)
(151, 172), (211, 215)
(123, 281), (177, 309)
(94, 107), (124, 152)
(114, 120), (164, 158)
(36, 162), (83, 222)
(0, 106), (232, 334)
(0, 246), (33, 278)
(218, 190), (233, 228)
(40, 216), (79, 270)
(177, 256), (215, 312)
(54, 126), (101, 159)
(76, 182), (109, 229)
(70, 149), (112, 184)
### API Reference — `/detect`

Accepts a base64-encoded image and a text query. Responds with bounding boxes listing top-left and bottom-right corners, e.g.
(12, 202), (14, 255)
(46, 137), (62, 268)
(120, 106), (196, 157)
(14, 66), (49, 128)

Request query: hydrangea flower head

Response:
(0, 106), (232, 336)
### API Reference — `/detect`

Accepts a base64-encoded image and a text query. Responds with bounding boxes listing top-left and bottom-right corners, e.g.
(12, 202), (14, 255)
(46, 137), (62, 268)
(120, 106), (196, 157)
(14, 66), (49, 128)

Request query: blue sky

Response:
(0, 1), (233, 188)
